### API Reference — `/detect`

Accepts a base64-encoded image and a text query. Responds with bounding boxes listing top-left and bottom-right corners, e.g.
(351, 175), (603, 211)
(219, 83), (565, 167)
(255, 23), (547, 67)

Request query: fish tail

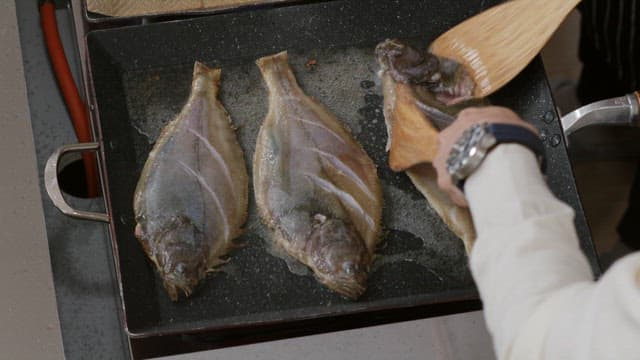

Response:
(256, 50), (289, 72)
(256, 51), (303, 98)
(193, 61), (221, 83)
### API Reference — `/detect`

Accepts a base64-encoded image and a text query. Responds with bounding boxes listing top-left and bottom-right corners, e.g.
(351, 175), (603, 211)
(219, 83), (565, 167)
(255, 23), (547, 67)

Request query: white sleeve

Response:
(465, 144), (640, 360)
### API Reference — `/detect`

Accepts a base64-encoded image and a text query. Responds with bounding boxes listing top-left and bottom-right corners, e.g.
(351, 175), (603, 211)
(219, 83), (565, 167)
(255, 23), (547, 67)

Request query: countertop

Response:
(0, 1), (64, 358)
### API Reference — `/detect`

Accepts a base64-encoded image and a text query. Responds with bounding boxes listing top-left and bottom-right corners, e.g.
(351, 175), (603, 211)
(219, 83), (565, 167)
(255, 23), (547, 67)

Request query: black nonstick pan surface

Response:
(86, 0), (597, 338)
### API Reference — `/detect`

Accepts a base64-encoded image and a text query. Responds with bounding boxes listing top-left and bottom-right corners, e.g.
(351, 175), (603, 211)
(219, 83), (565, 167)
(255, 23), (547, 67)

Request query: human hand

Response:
(433, 106), (538, 207)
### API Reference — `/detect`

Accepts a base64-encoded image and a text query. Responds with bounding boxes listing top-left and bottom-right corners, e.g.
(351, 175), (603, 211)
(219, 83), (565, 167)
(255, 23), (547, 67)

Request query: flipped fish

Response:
(133, 62), (248, 301)
(254, 51), (383, 299)
(376, 39), (478, 253)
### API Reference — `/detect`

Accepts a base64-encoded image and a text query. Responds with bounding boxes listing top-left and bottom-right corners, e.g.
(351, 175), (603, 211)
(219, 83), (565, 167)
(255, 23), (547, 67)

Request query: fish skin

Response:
(133, 62), (248, 301)
(254, 51), (383, 299)
(406, 164), (476, 253)
(376, 39), (477, 252)
(375, 39), (476, 107)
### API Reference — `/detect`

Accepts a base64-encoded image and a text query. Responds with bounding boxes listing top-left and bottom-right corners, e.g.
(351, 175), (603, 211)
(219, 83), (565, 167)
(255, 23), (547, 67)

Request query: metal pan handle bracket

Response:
(45, 142), (110, 223)
(561, 91), (640, 144)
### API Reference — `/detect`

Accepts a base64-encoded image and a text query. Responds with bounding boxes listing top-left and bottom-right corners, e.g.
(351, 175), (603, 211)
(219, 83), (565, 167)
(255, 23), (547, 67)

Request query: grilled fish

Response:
(254, 51), (383, 299)
(376, 39), (478, 252)
(133, 62), (248, 301)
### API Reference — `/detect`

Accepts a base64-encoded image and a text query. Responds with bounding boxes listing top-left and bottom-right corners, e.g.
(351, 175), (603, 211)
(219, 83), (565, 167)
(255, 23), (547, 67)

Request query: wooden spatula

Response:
(430, 0), (580, 98)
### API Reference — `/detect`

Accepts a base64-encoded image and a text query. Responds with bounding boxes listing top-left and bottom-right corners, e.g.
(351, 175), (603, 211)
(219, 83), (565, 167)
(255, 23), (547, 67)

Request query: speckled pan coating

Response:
(87, 0), (596, 338)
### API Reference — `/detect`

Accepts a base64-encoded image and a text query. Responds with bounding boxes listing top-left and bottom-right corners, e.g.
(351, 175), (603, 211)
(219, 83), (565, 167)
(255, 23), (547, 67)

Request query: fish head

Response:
(152, 218), (208, 301)
(307, 215), (370, 299)
(375, 38), (475, 106)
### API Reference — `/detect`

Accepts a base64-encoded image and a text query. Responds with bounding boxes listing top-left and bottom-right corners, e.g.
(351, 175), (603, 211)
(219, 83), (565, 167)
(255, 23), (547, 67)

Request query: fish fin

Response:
(406, 164), (476, 254)
(182, 286), (193, 298)
(193, 61), (221, 83)
(230, 240), (248, 249)
(207, 256), (232, 272)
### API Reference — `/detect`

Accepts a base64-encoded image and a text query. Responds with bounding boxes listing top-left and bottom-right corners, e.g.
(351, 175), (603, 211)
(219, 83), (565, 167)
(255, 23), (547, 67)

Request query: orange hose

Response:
(40, 1), (99, 197)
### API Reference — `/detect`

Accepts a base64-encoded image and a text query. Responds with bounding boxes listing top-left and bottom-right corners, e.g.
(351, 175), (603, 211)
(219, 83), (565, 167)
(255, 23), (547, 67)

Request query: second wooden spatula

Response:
(430, 0), (581, 99)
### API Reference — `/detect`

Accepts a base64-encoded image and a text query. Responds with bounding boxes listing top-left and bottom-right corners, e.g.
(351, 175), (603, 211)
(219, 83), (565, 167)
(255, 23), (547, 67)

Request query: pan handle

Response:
(561, 91), (640, 142)
(44, 142), (110, 223)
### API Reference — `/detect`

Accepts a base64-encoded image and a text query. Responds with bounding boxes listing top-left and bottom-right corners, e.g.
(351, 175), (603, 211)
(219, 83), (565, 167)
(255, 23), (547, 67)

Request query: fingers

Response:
(435, 165), (469, 207)
(449, 186), (468, 207)
(434, 125), (462, 207)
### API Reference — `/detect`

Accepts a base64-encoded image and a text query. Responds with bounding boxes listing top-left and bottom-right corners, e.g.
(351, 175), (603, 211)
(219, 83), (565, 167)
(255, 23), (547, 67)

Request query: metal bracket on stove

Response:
(561, 91), (640, 144)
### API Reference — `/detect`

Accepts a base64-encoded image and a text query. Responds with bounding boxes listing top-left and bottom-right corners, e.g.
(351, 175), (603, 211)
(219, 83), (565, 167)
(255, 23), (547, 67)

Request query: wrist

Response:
(466, 144), (550, 229)
(446, 123), (545, 191)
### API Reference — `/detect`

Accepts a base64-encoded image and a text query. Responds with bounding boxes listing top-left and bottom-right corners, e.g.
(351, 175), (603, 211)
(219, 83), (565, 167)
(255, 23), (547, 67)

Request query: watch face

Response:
(446, 123), (495, 182)
(447, 125), (478, 178)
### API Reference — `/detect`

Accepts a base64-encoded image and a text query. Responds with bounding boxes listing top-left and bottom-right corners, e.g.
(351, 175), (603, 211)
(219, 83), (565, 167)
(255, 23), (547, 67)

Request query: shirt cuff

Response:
(465, 143), (554, 235)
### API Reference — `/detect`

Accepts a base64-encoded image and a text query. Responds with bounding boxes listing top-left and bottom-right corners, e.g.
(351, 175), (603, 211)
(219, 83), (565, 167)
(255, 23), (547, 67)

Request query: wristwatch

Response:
(446, 123), (546, 190)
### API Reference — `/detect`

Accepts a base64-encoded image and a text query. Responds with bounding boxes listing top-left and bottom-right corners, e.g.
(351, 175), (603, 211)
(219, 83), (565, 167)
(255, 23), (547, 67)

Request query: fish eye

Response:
(342, 261), (355, 275)
(175, 263), (186, 275)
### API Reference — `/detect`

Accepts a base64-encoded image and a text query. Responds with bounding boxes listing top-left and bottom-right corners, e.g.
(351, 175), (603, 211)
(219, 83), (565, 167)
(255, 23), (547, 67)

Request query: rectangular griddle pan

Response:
(81, 0), (597, 340)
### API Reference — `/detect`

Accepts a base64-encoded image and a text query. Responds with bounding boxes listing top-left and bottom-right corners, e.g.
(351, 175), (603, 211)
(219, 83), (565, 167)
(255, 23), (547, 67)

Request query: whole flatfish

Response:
(376, 39), (478, 253)
(254, 51), (383, 299)
(133, 62), (248, 301)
